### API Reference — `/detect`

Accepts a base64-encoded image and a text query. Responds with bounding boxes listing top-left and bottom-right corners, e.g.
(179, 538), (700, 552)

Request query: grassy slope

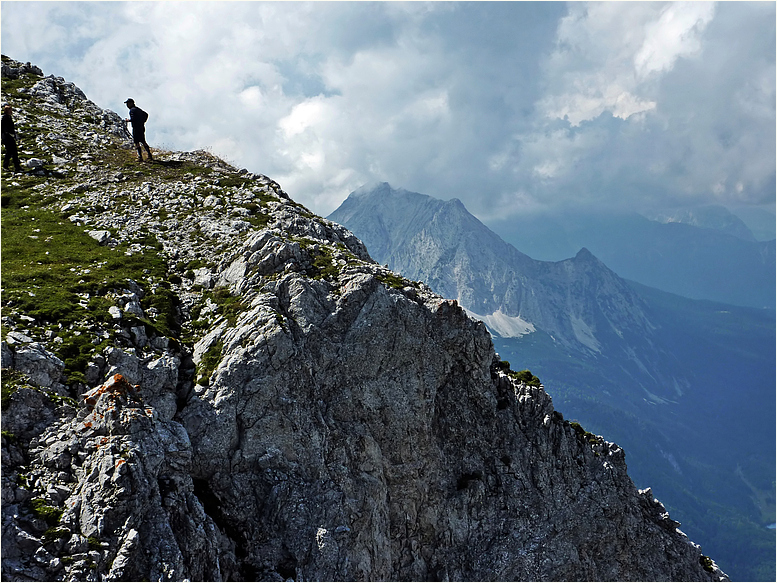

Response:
(1, 56), (256, 399)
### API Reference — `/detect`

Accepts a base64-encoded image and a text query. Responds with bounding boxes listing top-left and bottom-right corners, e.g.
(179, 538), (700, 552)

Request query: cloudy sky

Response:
(2, 1), (775, 221)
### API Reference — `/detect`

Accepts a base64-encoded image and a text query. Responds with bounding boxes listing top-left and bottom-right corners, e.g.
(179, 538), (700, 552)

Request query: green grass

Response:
(196, 340), (223, 386)
(193, 287), (247, 328)
(99, 144), (222, 184)
(1, 177), (179, 380)
(1, 203), (163, 323)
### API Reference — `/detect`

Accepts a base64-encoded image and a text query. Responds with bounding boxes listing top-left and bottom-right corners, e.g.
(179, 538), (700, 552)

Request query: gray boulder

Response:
(11, 343), (64, 388)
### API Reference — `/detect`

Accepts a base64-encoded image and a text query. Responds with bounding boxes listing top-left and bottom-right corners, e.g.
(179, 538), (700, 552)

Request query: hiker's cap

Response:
(124, 98), (134, 104)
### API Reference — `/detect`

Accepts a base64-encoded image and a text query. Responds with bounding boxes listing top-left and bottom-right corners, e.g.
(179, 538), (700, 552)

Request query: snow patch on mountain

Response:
(464, 308), (536, 338)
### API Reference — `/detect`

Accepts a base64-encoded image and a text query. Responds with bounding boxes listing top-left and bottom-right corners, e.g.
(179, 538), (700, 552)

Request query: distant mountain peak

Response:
(644, 204), (757, 242)
(351, 180), (392, 197)
(329, 184), (655, 357)
(575, 247), (595, 260)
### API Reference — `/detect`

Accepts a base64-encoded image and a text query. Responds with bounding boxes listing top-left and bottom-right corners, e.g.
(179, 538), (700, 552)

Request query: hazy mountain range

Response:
(486, 206), (775, 309)
(329, 182), (776, 581)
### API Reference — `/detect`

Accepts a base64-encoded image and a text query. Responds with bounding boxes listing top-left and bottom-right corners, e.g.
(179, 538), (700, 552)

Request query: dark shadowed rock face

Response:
(1, 56), (727, 581)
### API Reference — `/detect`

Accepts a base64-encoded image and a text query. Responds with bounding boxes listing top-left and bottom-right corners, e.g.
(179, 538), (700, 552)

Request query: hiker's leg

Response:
(135, 140), (143, 161)
(4, 140), (21, 170)
(10, 140), (22, 170)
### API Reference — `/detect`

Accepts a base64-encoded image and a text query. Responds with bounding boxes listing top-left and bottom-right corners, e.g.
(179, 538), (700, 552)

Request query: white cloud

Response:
(279, 98), (328, 138)
(543, 87), (656, 126)
(514, 1), (773, 212)
(239, 86), (264, 110)
(634, 2), (716, 78)
(537, 2), (713, 127)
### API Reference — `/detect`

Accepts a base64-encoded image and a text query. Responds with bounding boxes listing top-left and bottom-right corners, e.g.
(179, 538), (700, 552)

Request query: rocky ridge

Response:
(1, 56), (727, 581)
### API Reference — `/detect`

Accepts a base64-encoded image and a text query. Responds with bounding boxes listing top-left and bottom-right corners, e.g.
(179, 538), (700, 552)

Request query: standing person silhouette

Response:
(1, 104), (23, 173)
(124, 98), (153, 162)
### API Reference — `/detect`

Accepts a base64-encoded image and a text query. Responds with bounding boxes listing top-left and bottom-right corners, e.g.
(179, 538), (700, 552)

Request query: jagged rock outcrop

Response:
(1, 55), (727, 581)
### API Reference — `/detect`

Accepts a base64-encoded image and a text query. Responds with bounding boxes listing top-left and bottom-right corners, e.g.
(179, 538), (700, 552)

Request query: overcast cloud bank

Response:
(1, 1), (774, 219)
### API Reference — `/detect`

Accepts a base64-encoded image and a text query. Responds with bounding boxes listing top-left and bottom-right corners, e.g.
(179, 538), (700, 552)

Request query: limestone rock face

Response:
(1, 55), (727, 581)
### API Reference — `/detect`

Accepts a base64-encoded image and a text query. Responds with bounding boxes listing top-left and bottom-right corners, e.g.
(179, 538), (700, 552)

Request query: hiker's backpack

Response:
(135, 108), (149, 124)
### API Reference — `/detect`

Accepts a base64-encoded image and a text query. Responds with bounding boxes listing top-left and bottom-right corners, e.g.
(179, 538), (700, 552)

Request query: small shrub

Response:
(700, 556), (715, 573)
(30, 498), (63, 526)
(216, 176), (248, 189)
(47, 391), (78, 407)
(1, 369), (29, 408)
(246, 212), (271, 229)
(42, 526), (70, 542)
(311, 250), (339, 280)
(508, 369), (542, 387)
(56, 332), (93, 375)
(495, 360), (511, 372)
(376, 272), (407, 290)
(210, 287), (245, 326)
(16, 473), (30, 489)
(569, 421), (600, 445)
(186, 259), (207, 271)
(144, 286), (180, 337)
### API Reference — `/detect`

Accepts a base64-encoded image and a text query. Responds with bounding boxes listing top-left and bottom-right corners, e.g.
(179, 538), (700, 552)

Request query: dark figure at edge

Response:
(124, 98), (153, 162)
(2, 104), (23, 172)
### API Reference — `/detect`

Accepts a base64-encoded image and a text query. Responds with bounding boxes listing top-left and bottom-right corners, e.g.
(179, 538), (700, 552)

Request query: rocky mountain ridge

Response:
(1, 56), (727, 581)
(328, 181), (776, 582)
(644, 205), (757, 242)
